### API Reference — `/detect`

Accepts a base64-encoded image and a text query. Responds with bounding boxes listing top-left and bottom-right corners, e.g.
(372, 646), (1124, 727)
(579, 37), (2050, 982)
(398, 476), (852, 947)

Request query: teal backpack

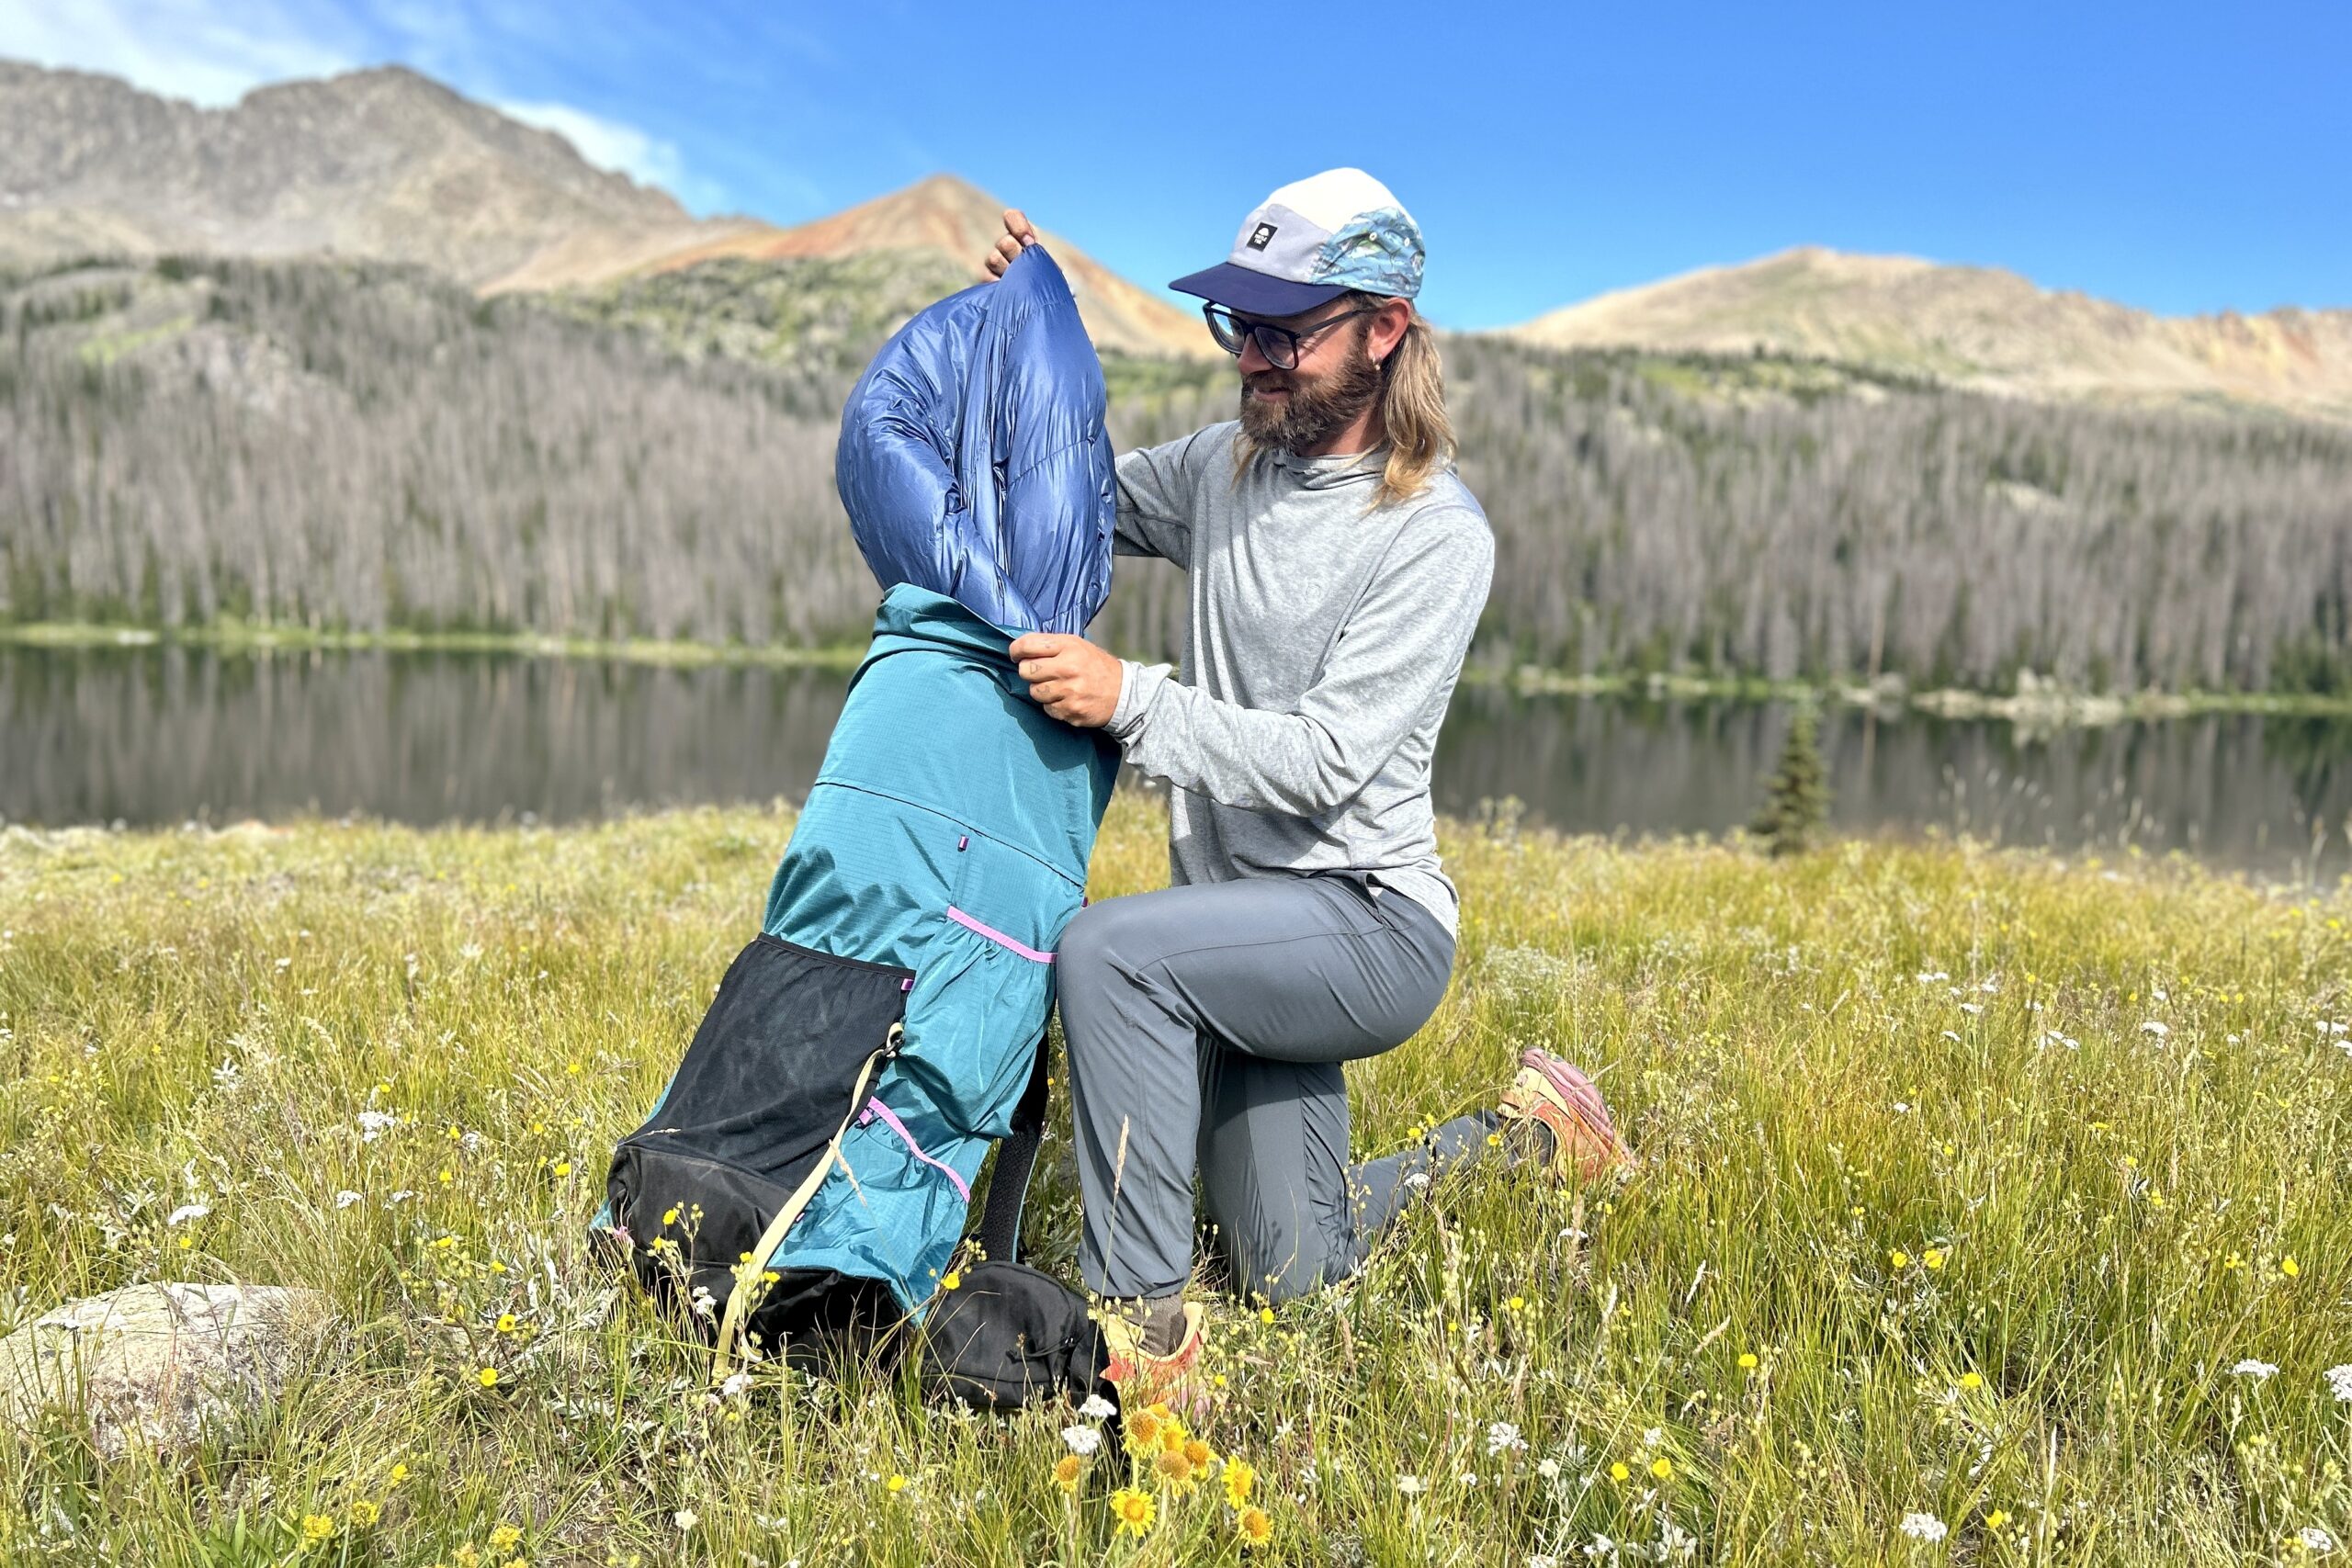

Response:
(594, 247), (1123, 1382)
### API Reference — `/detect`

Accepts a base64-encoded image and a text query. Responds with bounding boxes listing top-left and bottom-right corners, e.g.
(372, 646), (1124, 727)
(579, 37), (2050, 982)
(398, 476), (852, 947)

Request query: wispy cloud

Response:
(496, 99), (717, 208)
(0, 0), (356, 105)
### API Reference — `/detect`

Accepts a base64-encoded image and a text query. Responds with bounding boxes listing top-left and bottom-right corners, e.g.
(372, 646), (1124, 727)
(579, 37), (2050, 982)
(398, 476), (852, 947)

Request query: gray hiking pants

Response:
(1057, 871), (1499, 1304)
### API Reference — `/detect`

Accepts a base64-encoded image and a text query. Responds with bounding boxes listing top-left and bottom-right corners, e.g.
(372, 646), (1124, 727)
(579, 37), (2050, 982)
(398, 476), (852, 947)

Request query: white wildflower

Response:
(1486, 1421), (1527, 1455)
(2325, 1364), (2352, 1403)
(1900, 1512), (1948, 1541)
(356, 1110), (396, 1143)
(165, 1203), (209, 1227)
(719, 1371), (752, 1399)
(2140, 1021), (2169, 1038)
(1537, 1457), (1563, 1479)
(334, 1190), (363, 1210)
(1079, 1393), (1116, 1420)
(1959, 1002), (1983, 1015)
(2232, 1359), (2278, 1381)
(1395, 1473), (1427, 1495)
(2299, 1526), (2335, 1552)
(674, 1508), (699, 1531)
(1061, 1425), (1101, 1456)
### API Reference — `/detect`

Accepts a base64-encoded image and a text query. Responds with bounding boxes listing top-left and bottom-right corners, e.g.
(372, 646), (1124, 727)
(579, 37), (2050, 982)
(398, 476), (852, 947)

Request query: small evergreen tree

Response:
(1751, 707), (1832, 856)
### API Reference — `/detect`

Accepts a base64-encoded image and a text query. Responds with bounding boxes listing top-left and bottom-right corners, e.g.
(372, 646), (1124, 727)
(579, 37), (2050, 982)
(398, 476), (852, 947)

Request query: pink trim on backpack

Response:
(858, 1098), (972, 1203)
(944, 905), (1055, 964)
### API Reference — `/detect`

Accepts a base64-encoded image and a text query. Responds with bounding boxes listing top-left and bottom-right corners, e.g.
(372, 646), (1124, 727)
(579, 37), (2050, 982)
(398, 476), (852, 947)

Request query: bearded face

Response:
(1237, 320), (1384, 453)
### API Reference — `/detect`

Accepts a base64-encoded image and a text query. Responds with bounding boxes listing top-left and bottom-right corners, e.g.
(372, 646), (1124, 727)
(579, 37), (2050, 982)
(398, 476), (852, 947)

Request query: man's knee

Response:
(1057, 896), (1159, 988)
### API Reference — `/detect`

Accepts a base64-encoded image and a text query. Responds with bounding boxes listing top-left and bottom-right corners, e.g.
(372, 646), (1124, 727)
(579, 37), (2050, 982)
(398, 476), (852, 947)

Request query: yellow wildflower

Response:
(1507, 1295), (1526, 1313)
(1224, 1457), (1257, 1508)
(300, 1513), (337, 1544)
(1238, 1505), (1272, 1547)
(552, 1161), (571, 1178)
(1053, 1454), (1083, 1493)
(1260, 1306), (1275, 1325)
(2281, 1256), (2301, 1279)
(1923, 1248), (1946, 1270)
(1610, 1461), (1631, 1483)
(350, 1499), (381, 1527)
(1651, 1457), (1674, 1481)
(1960, 1371), (1983, 1390)
(1111, 1488), (1156, 1538)
(885, 1473), (909, 1494)
(495, 1313), (517, 1334)
(1890, 1249), (1909, 1269)
(1154, 1448), (1195, 1490)
(942, 1269), (961, 1291)
(1986, 1509), (2010, 1529)
(489, 1525), (522, 1554)
(1184, 1438), (1214, 1471)
(1129, 1406), (1164, 1450)
(1737, 1352), (1758, 1371)
(475, 1367), (499, 1389)
(388, 1463), (410, 1485)
(662, 1207), (678, 1226)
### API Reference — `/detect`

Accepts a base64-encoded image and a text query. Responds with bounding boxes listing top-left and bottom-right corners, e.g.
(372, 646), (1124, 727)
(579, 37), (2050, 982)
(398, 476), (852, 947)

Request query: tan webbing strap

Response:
(710, 1024), (899, 1382)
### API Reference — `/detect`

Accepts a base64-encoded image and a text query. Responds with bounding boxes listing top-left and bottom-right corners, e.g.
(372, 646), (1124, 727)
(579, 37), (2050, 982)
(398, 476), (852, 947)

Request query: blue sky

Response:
(6, 0), (2347, 329)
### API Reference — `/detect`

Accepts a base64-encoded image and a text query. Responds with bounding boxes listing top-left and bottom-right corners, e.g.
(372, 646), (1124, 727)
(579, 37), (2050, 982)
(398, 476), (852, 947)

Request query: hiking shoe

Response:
(1496, 1047), (1635, 1182)
(1096, 1300), (1211, 1420)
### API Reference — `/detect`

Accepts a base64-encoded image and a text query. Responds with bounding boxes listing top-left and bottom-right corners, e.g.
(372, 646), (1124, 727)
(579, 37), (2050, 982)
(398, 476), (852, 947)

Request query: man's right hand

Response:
(984, 209), (1036, 280)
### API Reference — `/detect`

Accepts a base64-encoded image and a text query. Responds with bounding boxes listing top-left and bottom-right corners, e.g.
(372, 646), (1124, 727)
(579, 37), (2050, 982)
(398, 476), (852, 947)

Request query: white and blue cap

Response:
(1169, 167), (1424, 318)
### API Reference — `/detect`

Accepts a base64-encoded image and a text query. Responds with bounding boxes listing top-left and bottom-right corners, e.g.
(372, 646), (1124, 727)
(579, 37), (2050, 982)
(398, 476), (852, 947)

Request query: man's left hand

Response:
(1010, 632), (1122, 728)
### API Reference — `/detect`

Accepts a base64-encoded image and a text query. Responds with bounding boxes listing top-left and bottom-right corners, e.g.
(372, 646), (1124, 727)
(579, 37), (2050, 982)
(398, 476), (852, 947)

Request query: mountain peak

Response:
(0, 57), (686, 283)
(608, 172), (1213, 359)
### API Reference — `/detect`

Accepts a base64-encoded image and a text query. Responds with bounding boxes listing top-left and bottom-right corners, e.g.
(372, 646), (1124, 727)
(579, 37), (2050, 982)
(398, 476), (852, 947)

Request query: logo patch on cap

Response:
(1247, 222), (1278, 252)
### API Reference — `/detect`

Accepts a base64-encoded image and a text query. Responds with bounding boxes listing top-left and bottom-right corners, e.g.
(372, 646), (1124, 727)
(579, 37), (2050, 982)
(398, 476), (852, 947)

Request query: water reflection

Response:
(4, 646), (2348, 883)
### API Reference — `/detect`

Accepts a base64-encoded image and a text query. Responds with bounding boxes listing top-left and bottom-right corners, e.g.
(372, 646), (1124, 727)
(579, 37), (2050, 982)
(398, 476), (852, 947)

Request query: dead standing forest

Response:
(5, 254), (2350, 695)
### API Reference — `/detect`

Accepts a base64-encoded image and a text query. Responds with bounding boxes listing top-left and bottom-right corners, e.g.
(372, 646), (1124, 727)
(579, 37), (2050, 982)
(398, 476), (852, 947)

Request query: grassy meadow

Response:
(2, 795), (2349, 1565)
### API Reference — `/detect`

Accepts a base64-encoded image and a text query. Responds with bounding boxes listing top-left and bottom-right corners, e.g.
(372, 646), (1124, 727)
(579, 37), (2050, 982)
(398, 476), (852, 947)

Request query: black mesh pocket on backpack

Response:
(605, 934), (913, 1336)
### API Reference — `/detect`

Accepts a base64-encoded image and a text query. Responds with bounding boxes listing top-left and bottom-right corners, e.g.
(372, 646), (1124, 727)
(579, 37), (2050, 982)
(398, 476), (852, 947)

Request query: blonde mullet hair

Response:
(1230, 290), (1456, 509)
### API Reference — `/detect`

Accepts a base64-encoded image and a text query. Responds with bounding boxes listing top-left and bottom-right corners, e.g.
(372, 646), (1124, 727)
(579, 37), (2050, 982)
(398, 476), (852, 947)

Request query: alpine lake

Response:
(6, 641), (2350, 887)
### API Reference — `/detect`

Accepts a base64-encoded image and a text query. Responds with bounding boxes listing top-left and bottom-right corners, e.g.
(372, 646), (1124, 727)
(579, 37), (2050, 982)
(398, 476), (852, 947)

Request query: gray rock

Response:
(0, 1282), (330, 1457)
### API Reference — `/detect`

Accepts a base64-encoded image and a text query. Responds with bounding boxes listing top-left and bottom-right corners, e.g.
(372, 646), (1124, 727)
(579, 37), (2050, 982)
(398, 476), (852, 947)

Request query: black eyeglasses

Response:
(1202, 303), (1379, 370)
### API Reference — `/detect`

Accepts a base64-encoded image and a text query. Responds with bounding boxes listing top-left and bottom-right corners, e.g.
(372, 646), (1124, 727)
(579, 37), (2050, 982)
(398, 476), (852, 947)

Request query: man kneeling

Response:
(989, 170), (1633, 1411)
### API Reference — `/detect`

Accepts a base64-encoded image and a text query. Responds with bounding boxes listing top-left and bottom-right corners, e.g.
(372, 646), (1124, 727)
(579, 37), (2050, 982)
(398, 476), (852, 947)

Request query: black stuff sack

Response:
(910, 1258), (1112, 1413)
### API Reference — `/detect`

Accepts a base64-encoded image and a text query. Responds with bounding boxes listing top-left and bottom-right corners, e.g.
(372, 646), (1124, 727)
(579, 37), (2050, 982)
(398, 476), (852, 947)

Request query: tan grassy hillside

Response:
(1510, 246), (2352, 423)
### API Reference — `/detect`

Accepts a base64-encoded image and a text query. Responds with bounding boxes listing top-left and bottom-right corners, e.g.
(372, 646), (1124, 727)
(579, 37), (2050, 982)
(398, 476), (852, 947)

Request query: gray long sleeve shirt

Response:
(1103, 421), (1495, 939)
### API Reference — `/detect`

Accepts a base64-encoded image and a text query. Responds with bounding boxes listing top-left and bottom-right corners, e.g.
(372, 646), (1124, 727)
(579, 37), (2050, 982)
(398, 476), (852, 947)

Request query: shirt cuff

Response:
(1107, 660), (1170, 739)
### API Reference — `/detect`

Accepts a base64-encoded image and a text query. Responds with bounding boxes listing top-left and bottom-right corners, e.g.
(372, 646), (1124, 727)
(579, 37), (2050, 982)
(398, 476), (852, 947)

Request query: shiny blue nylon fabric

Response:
(759, 584), (1119, 1311)
(834, 244), (1115, 637)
